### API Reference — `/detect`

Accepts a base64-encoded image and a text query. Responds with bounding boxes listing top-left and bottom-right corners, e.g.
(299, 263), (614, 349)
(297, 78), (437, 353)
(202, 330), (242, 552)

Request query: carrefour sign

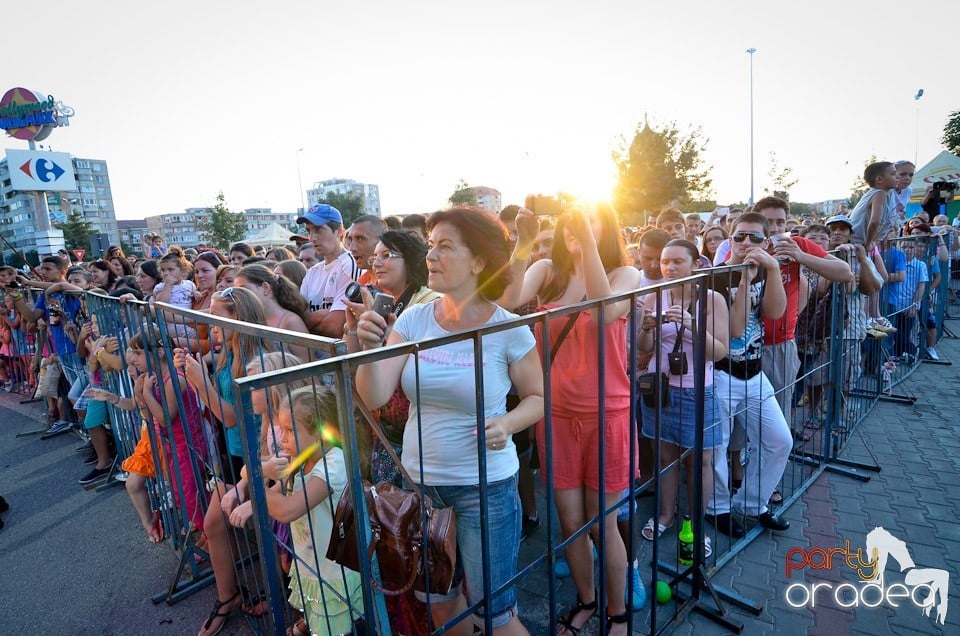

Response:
(5, 149), (77, 192)
(0, 87), (74, 141)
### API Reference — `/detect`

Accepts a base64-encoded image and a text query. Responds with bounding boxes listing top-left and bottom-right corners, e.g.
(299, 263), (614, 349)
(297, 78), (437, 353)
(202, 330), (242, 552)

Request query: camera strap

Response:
(671, 290), (698, 354)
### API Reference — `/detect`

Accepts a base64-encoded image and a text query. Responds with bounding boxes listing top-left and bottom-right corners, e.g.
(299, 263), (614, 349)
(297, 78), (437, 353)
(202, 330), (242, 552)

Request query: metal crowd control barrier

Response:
(73, 255), (937, 634)
(12, 287), (52, 438)
(230, 272), (782, 636)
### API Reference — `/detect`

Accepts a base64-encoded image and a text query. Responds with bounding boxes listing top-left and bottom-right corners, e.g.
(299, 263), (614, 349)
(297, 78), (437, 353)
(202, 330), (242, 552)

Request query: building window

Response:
(92, 163), (103, 172)
(75, 160), (90, 169)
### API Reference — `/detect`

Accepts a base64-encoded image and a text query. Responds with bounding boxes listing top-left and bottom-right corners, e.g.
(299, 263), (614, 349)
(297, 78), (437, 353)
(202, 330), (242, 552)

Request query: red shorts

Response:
(536, 407), (634, 493)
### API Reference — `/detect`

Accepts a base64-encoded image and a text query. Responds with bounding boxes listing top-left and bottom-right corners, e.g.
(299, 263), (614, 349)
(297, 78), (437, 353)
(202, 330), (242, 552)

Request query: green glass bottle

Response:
(678, 515), (694, 566)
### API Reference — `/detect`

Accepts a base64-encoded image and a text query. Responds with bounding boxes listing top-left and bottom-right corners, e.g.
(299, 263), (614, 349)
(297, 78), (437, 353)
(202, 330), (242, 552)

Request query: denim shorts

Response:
(641, 384), (722, 449)
(414, 473), (521, 629)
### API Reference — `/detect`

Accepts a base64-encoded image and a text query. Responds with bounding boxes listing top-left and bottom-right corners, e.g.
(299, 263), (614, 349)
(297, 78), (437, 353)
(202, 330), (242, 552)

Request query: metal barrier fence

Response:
(51, 243), (952, 635)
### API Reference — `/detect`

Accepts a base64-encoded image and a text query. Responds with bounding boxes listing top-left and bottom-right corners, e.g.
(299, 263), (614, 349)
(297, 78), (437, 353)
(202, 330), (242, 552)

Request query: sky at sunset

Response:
(3, 0), (957, 218)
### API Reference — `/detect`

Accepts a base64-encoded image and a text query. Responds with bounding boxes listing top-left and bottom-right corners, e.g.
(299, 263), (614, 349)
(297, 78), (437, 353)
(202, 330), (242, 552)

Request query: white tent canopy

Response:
(246, 222), (296, 247)
(909, 150), (960, 202)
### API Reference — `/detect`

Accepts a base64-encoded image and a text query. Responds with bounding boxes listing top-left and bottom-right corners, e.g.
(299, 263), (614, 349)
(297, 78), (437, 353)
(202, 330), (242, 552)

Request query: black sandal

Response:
(605, 610), (629, 634)
(557, 593), (599, 635)
(200, 591), (239, 636)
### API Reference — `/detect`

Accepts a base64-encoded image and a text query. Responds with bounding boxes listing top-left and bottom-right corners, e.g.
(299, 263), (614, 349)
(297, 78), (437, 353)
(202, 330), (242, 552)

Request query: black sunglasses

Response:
(732, 232), (766, 244)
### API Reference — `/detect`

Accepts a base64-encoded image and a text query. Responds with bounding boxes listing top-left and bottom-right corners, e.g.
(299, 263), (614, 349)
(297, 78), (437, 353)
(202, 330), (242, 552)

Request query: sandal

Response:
(605, 610), (629, 634)
(557, 593), (599, 635)
(241, 586), (270, 618)
(641, 517), (673, 541)
(199, 591), (240, 636)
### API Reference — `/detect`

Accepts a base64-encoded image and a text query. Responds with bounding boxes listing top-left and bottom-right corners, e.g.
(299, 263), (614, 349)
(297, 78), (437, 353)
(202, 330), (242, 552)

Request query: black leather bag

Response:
(637, 371), (670, 408)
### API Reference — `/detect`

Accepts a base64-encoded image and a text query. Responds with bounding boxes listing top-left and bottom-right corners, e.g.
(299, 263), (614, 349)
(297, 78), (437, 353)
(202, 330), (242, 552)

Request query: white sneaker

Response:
(927, 347), (940, 361)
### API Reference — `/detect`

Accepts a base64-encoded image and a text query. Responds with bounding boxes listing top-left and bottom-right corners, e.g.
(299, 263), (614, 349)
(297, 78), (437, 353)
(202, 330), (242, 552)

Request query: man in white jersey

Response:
(297, 204), (360, 337)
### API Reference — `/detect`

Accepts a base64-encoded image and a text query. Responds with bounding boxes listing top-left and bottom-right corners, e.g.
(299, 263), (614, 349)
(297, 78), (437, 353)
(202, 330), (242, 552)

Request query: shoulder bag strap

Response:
(549, 295), (586, 362)
(352, 388), (424, 499)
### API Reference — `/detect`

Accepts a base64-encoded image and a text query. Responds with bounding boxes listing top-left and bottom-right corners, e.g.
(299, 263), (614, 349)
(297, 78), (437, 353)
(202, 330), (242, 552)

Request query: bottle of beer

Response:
(678, 515), (694, 566)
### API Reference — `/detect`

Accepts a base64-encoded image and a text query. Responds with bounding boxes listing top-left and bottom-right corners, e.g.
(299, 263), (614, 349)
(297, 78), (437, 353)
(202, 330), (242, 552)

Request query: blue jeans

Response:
(415, 474), (521, 629)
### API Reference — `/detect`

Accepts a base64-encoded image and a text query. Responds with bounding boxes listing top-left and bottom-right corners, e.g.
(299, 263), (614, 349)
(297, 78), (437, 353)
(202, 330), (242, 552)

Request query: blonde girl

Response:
(266, 386), (363, 636)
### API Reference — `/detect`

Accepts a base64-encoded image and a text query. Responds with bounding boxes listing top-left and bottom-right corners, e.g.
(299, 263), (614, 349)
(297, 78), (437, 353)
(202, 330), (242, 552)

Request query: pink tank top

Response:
(537, 306), (631, 413)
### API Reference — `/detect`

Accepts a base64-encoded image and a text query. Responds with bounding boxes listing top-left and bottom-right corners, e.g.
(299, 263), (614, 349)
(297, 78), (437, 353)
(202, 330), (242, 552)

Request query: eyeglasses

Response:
(732, 232), (766, 244)
(371, 251), (403, 264)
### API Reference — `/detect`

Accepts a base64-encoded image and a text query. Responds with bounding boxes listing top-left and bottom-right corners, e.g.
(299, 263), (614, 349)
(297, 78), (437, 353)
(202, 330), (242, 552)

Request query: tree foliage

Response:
(196, 192), (246, 251)
(449, 179), (478, 207)
(942, 109), (960, 156)
(766, 152), (798, 200)
(53, 209), (94, 252)
(316, 191), (365, 227)
(848, 155), (878, 208)
(613, 118), (713, 224)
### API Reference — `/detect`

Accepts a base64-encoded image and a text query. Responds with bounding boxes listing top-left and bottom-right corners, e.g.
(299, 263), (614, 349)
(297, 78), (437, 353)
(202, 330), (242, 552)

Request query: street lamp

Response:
(295, 147), (306, 214)
(914, 89), (924, 164)
(746, 48), (757, 206)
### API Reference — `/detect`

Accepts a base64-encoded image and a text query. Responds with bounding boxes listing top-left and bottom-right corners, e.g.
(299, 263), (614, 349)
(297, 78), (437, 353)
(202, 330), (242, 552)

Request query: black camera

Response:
(933, 181), (957, 198)
(668, 351), (688, 376)
(344, 282), (382, 304)
(6, 280), (21, 289)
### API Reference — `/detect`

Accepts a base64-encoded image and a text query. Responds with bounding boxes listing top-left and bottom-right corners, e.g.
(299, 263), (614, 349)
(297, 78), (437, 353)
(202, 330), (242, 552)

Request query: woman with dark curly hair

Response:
(352, 208), (543, 635)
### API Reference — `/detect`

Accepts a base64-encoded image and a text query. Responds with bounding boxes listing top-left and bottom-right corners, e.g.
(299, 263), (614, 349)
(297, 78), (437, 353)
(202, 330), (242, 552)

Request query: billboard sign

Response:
(6, 149), (77, 192)
(0, 87), (75, 141)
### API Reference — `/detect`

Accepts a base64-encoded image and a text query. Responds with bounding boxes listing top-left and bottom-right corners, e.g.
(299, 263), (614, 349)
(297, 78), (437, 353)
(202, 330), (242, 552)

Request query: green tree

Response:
(316, 191), (365, 227)
(765, 152), (799, 200)
(613, 118), (713, 224)
(942, 109), (960, 155)
(449, 179), (478, 206)
(54, 209), (94, 252)
(196, 192), (246, 251)
(848, 155), (878, 208)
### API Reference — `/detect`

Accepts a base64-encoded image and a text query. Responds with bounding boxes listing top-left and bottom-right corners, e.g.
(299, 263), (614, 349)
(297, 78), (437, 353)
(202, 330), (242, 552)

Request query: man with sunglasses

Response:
(707, 213), (791, 537)
(754, 196), (852, 430)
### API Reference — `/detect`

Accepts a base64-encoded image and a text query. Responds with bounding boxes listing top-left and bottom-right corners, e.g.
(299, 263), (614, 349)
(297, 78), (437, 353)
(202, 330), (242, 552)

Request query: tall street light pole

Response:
(296, 147), (306, 214)
(914, 89), (924, 165)
(747, 48), (757, 207)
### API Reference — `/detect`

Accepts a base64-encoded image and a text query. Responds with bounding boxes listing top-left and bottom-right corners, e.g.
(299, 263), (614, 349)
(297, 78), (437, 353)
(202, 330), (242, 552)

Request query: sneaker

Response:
(520, 515), (541, 543)
(79, 466), (110, 485)
(627, 560), (647, 610)
(74, 440), (93, 453)
(114, 471), (129, 483)
(83, 451), (98, 466)
(40, 420), (74, 440)
(927, 347), (940, 361)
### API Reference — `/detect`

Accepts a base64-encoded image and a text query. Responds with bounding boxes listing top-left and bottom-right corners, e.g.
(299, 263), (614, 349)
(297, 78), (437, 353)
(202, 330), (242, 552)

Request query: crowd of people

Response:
(2, 160), (956, 635)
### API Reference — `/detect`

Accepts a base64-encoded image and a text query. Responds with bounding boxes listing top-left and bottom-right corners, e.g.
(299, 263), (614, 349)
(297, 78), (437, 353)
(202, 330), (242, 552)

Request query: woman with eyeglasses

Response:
(636, 239), (729, 558)
(700, 226), (728, 265)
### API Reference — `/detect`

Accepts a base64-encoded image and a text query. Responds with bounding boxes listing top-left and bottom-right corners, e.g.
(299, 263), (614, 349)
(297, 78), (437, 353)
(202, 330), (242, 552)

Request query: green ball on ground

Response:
(655, 580), (672, 604)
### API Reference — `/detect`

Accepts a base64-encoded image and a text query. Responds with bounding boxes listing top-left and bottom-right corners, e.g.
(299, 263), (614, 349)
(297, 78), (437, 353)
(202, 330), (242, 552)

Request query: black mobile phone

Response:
(372, 293), (395, 318)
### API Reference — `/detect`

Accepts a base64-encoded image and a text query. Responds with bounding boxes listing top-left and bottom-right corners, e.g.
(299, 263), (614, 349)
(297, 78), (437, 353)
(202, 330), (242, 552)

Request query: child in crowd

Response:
(154, 252), (199, 337)
(849, 161), (900, 249)
(266, 386), (363, 636)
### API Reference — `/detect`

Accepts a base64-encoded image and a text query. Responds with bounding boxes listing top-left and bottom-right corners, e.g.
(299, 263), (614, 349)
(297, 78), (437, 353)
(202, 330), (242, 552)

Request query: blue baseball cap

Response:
(297, 203), (343, 227)
(825, 215), (853, 229)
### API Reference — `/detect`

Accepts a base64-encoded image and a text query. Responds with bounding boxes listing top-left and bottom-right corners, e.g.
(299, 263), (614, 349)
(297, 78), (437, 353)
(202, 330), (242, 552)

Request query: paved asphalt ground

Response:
(1, 333), (958, 635)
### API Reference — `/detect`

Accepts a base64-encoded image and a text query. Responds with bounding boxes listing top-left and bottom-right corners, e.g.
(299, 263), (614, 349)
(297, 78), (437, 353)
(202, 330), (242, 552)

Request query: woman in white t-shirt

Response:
(354, 207), (544, 635)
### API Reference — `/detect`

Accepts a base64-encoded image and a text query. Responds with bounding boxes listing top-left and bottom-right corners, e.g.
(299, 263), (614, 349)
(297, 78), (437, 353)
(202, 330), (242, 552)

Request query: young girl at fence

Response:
(503, 202), (640, 636)
(266, 385), (364, 636)
(1, 294), (33, 391)
(235, 264), (311, 361)
(154, 252), (200, 339)
(636, 240), (729, 558)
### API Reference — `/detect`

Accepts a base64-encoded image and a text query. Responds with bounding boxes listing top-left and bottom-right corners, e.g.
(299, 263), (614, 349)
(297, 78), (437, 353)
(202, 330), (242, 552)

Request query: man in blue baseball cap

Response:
(297, 204), (360, 336)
